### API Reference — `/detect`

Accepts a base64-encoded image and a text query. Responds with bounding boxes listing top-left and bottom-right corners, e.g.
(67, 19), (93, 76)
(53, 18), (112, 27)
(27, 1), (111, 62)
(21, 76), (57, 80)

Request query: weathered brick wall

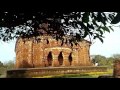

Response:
(16, 38), (33, 68)
(7, 66), (108, 78)
(15, 36), (92, 68)
(77, 40), (91, 66)
(15, 38), (23, 68)
(32, 40), (43, 67)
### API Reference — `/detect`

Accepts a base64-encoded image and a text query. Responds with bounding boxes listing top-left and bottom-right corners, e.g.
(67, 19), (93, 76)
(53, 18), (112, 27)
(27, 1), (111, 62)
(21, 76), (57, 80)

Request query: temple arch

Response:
(46, 39), (49, 44)
(47, 51), (53, 66)
(58, 52), (63, 66)
(68, 53), (72, 65)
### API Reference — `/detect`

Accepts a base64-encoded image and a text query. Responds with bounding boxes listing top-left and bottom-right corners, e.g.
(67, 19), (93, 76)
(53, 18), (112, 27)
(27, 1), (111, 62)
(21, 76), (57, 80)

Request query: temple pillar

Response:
(52, 50), (59, 67)
(41, 50), (50, 67)
(71, 49), (78, 66)
(52, 55), (59, 67)
(62, 54), (70, 66)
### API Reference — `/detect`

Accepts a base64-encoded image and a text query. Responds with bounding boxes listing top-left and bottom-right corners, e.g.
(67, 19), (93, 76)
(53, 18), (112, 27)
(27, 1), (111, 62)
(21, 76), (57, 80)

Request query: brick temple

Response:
(15, 23), (92, 68)
(15, 36), (92, 68)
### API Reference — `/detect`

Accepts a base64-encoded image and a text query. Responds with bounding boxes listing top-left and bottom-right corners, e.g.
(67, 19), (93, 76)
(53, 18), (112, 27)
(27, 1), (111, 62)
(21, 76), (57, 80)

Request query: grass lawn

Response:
(33, 69), (113, 78)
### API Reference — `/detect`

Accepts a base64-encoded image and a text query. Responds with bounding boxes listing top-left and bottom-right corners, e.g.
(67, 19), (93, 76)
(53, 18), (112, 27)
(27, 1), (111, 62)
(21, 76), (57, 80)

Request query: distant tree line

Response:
(91, 54), (120, 68)
(0, 60), (14, 77)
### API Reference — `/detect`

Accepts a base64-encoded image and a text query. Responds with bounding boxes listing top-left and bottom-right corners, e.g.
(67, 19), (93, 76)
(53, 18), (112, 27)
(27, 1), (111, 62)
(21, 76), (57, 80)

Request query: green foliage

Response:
(111, 13), (120, 24)
(0, 61), (4, 67)
(91, 55), (115, 68)
(112, 54), (120, 60)
(0, 60), (15, 77)
(0, 61), (6, 77)
(0, 11), (119, 43)
(92, 55), (107, 65)
(4, 60), (15, 70)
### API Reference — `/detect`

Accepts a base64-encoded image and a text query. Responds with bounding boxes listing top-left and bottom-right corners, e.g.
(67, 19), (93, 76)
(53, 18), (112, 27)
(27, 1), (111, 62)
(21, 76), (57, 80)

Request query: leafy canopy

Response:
(0, 11), (119, 43)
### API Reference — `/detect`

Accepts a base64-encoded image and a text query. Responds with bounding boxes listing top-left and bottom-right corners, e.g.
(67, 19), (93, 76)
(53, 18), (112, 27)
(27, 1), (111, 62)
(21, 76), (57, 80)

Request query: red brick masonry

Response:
(15, 36), (92, 68)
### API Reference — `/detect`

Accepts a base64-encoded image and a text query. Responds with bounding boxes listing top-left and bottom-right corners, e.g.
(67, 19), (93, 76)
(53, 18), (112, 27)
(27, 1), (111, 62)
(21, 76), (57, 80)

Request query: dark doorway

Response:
(69, 53), (72, 65)
(47, 52), (53, 66)
(58, 52), (63, 66)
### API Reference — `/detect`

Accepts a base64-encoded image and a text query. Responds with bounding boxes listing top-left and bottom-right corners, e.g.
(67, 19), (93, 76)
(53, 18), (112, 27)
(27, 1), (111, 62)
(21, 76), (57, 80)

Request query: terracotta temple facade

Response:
(15, 35), (92, 68)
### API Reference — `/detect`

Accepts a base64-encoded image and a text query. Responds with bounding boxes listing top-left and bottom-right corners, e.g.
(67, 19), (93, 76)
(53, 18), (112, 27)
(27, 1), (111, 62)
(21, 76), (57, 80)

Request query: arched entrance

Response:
(47, 52), (53, 66)
(58, 52), (63, 66)
(68, 53), (72, 65)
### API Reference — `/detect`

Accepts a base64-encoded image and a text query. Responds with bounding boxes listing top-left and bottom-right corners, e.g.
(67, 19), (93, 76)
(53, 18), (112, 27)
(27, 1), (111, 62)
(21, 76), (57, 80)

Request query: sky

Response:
(0, 26), (120, 63)
(90, 26), (120, 57)
(0, 39), (16, 63)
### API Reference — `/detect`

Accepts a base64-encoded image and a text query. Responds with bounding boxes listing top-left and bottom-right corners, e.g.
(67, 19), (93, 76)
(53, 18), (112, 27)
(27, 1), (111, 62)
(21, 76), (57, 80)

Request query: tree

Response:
(112, 54), (120, 60)
(106, 57), (114, 68)
(0, 61), (4, 67)
(91, 55), (119, 68)
(4, 60), (15, 70)
(0, 10), (119, 44)
(0, 61), (5, 76)
(0, 60), (15, 76)
(92, 55), (107, 66)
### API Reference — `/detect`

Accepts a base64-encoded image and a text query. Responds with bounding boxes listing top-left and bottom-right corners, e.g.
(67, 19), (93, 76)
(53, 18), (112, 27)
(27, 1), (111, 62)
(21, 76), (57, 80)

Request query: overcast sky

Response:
(0, 26), (120, 63)
(90, 26), (120, 57)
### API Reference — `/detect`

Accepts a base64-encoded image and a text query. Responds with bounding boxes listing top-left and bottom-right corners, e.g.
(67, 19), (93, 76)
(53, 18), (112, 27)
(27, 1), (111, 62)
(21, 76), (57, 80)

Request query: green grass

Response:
(33, 69), (113, 78)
